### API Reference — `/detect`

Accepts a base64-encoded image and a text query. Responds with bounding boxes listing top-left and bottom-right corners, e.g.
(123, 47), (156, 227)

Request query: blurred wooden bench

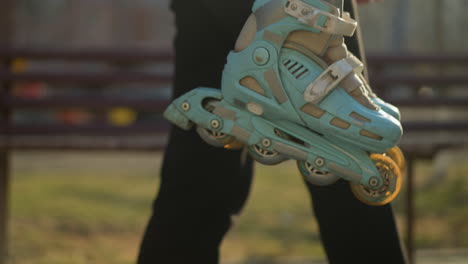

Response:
(1, 48), (468, 263)
(367, 54), (468, 263)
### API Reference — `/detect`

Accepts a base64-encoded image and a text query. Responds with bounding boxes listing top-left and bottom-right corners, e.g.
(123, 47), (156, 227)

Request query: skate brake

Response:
(303, 55), (363, 103)
(284, 0), (357, 36)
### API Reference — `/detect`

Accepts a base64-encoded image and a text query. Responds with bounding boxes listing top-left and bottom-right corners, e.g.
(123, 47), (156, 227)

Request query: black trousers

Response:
(138, 1), (407, 263)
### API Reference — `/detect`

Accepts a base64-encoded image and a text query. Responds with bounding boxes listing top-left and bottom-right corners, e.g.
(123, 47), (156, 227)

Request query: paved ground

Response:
(415, 249), (468, 264)
(223, 249), (468, 264)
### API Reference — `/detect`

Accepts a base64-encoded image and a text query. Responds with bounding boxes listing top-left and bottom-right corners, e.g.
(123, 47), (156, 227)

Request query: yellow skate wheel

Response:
(385, 146), (406, 174)
(224, 140), (244, 150)
(350, 154), (402, 206)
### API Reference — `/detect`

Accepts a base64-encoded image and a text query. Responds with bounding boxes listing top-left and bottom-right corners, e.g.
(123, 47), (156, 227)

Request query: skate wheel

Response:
(297, 160), (339, 186)
(223, 140), (244, 150)
(350, 154), (402, 206)
(248, 144), (287, 165)
(385, 146), (406, 175)
(196, 126), (235, 148)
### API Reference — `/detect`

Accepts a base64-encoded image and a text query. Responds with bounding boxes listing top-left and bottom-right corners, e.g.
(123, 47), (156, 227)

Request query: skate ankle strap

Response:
(284, 0), (357, 37)
(304, 55), (364, 103)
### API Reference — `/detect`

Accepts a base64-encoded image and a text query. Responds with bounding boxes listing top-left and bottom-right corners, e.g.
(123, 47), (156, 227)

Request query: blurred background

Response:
(1, 0), (468, 263)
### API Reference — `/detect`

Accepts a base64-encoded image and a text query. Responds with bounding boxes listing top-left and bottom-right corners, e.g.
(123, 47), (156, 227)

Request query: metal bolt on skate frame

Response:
(210, 119), (221, 129)
(181, 102), (190, 111)
(369, 176), (380, 188)
(261, 138), (272, 147)
(315, 157), (325, 167)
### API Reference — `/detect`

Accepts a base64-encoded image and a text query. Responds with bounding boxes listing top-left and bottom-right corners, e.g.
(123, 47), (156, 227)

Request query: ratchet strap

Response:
(303, 55), (364, 103)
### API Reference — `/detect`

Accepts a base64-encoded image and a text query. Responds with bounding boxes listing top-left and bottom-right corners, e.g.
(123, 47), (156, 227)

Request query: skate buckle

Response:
(304, 56), (363, 103)
(284, 0), (357, 36)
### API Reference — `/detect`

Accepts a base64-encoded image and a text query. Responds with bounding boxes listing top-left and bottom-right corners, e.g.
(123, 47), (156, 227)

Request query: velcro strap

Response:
(303, 56), (364, 103)
(284, 0), (357, 37)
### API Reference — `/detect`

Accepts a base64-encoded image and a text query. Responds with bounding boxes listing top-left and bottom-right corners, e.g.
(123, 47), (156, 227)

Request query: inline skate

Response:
(164, 0), (404, 205)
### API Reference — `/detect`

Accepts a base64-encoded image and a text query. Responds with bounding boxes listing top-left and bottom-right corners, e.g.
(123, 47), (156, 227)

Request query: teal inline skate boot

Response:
(368, 88), (401, 121)
(360, 75), (406, 175)
(164, 0), (404, 205)
(365, 85), (406, 175)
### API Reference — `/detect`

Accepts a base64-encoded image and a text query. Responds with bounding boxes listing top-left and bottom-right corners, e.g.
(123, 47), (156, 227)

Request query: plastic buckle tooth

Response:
(313, 10), (357, 37)
(284, 0), (358, 37)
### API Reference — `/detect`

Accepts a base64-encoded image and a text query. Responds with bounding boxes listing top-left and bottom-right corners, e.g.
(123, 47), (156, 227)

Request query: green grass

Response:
(10, 152), (161, 264)
(7, 151), (468, 263)
(221, 161), (324, 262)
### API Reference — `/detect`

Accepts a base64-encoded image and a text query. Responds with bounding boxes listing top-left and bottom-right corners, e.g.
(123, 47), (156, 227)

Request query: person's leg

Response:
(307, 181), (407, 264)
(137, 129), (253, 263)
(307, 1), (407, 263)
(137, 1), (253, 263)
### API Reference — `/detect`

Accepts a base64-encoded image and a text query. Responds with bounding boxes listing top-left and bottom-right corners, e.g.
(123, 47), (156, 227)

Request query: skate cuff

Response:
(284, 0), (357, 36)
(303, 56), (364, 103)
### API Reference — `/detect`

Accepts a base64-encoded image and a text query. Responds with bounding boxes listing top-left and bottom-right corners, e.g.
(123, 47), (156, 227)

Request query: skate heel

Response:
(163, 87), (224, 130)
(163, 103), (193, 130)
